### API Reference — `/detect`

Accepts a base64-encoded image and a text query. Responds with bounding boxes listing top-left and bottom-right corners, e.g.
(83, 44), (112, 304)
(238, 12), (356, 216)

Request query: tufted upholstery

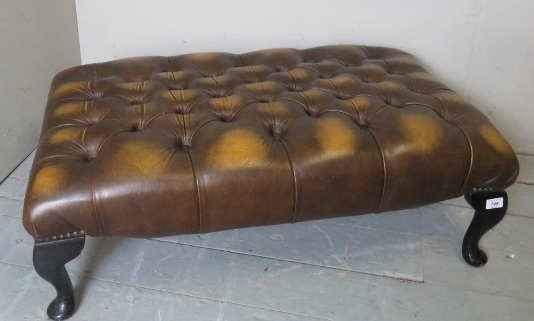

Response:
(23, 45), (519, 241)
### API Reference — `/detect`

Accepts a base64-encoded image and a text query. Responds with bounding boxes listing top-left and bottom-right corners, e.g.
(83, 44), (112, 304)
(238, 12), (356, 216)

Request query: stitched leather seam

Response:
(279, 97), (349, 119)
(48, 97), (95, 106)
(178, 113), (187, 141)
(145, 112), (175, 125)
(321, 58), (348, 66)
(81, 126), (88, 148)
(298, 65), (322, 76)
(30, 222), (39, 239)
(365, 123), (387, 213)
(95, 130), (132, 156)
(144, 127), (178, 139)
(399, 102), (440, 110)
(188, 119), (218, 141)
(317, 88), (373, 100)
(87, 80), (95, 98)
(104, 118), (136, 128)
(98, 79), (124, 97)
(89, 159), (103, 235)
(41, 124), (81, 138)
(141, 103), (146, 125)
(277, 97), (308, 113)
(97, 98), (131, 120)
(279, 140), (298, 223)
(287, 70), (299, 90)
(186, 147), (202, 233)
(455, 126), (474, 195)
(33, 154), (88, 166)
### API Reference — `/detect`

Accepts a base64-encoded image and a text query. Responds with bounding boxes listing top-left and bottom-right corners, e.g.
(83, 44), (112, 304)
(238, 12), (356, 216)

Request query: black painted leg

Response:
(33, 236), (85, 320)
(463, 191), (507, 267)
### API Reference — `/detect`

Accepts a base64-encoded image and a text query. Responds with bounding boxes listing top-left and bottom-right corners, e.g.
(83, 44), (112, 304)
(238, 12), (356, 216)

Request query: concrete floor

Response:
(1, 151), (533, 320)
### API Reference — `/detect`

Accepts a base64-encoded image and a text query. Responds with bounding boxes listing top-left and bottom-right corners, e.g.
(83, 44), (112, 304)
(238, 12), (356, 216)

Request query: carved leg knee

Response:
(33, 236), (85, 320)
(463, 191), (507, 267)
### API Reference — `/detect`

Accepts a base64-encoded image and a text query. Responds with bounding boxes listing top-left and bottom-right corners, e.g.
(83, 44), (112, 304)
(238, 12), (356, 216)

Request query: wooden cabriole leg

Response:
(462, 190), (507, 267)
(33, 236), (85, 320)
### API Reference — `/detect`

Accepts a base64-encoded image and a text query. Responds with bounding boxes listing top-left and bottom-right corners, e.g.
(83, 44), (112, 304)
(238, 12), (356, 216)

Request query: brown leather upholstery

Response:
(23, 45), (519, 241)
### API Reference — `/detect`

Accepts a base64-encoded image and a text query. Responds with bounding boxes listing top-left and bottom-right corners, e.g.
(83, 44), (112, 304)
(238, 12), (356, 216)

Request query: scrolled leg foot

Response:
(462, 191), (507, 267)
(33, 236), (85, 320)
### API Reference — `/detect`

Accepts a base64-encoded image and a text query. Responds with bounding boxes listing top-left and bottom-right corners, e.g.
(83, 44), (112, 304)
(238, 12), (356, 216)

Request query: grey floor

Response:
(1, 151), (533, 321)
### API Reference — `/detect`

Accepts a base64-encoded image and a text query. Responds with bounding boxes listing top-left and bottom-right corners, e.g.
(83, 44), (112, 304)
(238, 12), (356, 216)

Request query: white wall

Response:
(75, 0), (534, 153)
(0, 0), (81, 181)
(465, 1), (534, 154)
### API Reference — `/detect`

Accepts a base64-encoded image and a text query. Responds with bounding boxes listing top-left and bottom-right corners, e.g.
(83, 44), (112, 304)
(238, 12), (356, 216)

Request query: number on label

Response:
(486, 197), (504, 209)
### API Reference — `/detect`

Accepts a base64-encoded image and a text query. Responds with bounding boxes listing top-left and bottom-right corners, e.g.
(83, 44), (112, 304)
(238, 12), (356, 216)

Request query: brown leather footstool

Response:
(23, 45), (519, 320)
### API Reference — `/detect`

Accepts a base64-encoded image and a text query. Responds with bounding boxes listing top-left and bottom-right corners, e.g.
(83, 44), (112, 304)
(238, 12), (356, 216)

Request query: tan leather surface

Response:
(23, 45), (519, 240)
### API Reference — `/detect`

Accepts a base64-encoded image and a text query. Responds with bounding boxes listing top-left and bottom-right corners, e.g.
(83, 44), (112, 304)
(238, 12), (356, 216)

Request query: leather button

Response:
(272, 66), (288, 72)
(335, 94), (352, 101)
(270, 128), (282, 139)
(383, 98), (403, 108)
(91, 93), (103, 100)
(84, 120), (99, 126)
(201, 72), (222, 78)
(169, 84), (185, 90)
(355, 118), (368, 127)
(287, 86), (303, 92)
(307, 110), (318, 117)
(219, 115), (233, 122)
(211, 92), (227, 98)
(176, 140), (190, 150)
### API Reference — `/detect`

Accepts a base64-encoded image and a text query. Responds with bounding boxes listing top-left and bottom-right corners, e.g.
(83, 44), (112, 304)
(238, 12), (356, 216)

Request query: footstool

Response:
(23, 45), (519, 320)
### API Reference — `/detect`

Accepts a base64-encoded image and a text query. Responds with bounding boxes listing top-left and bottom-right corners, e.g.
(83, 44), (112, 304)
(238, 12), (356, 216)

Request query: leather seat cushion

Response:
(23, 45), (519, 241)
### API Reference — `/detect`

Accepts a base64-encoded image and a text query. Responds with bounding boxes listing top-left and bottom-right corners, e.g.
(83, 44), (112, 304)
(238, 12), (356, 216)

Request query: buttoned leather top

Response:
(23, 45), (519, 241)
